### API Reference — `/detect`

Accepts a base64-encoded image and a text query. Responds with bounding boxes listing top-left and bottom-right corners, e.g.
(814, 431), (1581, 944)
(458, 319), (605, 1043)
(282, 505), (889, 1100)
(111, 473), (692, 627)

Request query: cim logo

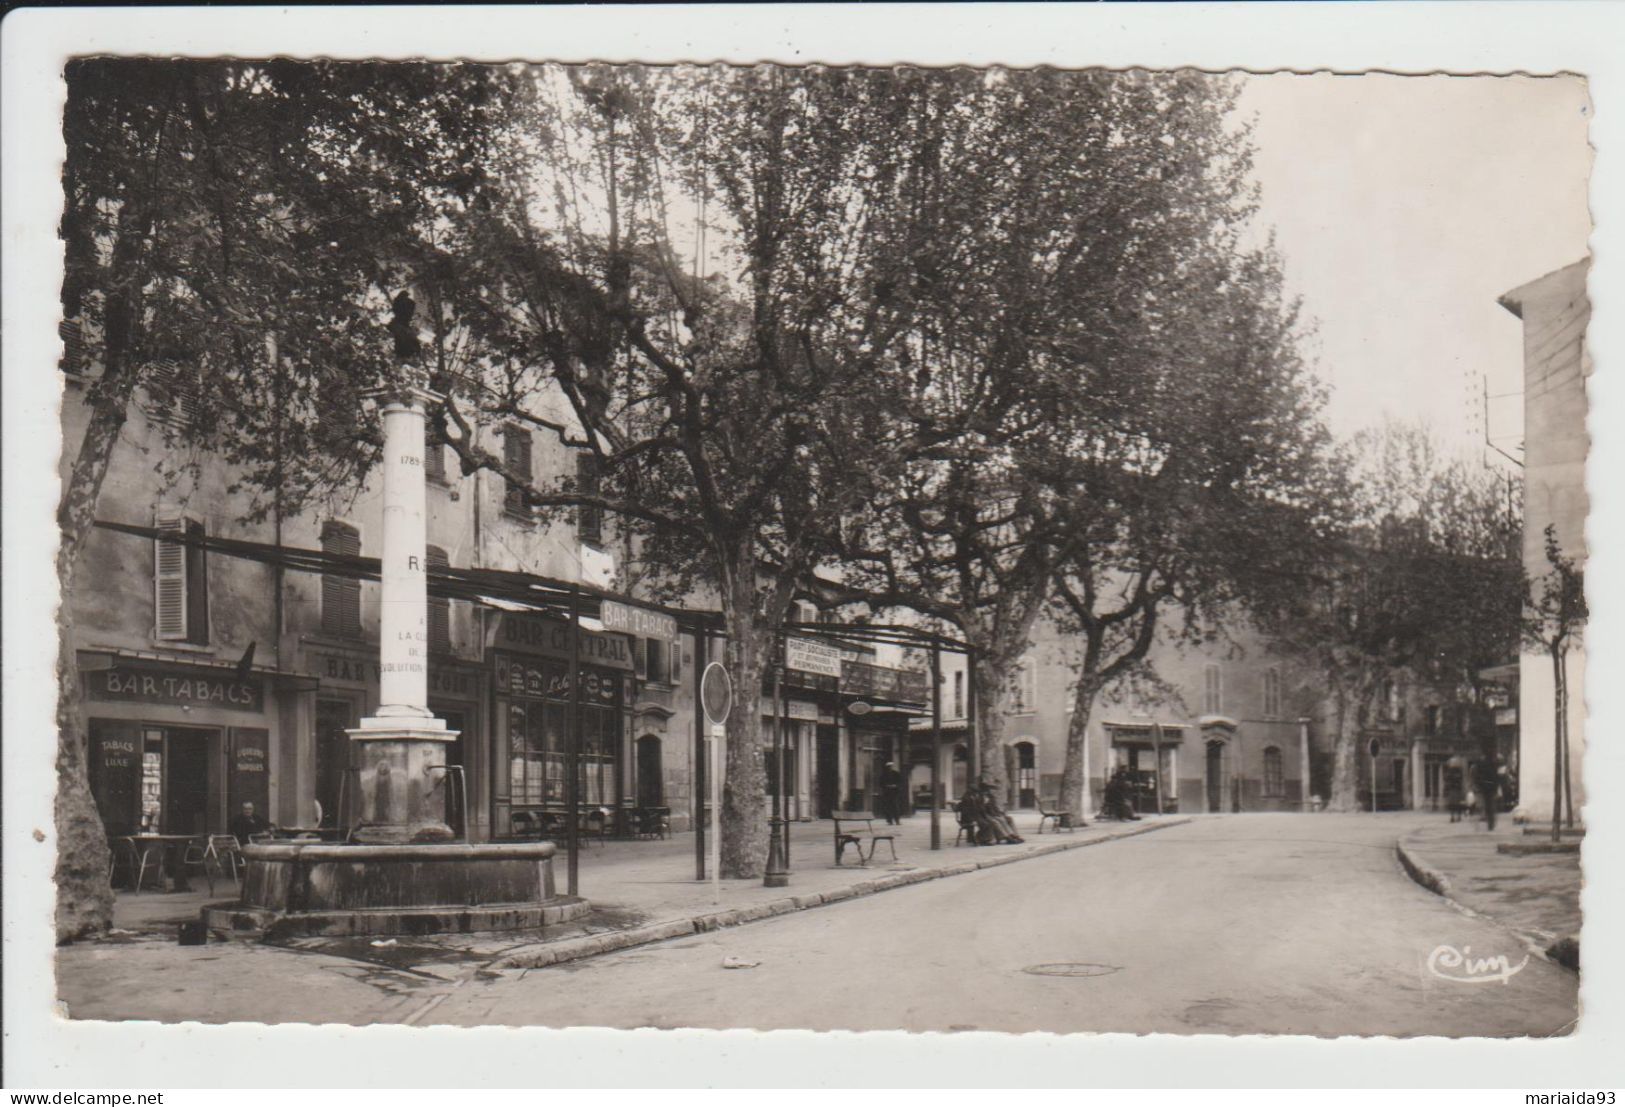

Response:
(1426, 944), (1530, 985)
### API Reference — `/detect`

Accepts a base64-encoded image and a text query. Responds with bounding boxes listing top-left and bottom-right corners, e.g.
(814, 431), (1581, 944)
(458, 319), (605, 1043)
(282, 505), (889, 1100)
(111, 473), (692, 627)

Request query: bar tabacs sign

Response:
(784, 636), (841, 677)
(600, 599), (678, 641)
(87, 664), (264, 712)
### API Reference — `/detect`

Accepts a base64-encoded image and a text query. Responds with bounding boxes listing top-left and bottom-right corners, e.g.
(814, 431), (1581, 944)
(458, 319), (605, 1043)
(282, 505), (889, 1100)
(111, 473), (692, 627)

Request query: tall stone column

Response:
(347, 387), (459, 844)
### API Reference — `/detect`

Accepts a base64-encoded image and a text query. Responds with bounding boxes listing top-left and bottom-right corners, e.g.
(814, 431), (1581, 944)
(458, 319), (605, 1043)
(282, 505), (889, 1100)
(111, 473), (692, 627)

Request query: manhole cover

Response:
(1021, 962), (1121, 978)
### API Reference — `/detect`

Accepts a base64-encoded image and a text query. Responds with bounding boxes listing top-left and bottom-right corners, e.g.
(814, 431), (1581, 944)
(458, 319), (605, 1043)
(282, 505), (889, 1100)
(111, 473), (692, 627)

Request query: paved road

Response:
(61, 814), (1577, 1036)
(421, 814), (1578, 1036)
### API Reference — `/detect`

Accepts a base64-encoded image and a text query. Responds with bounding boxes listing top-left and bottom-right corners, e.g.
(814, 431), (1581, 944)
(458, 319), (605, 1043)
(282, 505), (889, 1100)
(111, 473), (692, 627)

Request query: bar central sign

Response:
(496, 613), (634, 671)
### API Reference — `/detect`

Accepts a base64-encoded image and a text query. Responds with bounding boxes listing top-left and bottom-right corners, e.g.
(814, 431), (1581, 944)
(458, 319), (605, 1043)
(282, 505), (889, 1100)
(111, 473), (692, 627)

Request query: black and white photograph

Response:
(3, 2), (1621, 1090)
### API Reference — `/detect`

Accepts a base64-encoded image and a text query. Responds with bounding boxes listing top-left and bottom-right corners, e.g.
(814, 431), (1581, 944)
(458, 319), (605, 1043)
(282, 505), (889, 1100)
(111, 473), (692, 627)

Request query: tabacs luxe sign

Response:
(784, 636), (842, 677)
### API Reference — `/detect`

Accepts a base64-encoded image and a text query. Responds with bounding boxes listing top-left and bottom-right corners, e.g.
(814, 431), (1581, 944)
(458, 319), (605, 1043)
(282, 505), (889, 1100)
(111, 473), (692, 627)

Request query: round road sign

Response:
(701, 662), (733, 725)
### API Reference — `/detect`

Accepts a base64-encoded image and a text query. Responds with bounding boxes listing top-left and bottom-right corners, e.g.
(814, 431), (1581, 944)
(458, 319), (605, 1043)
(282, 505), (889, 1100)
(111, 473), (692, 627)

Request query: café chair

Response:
(207, 835), (244, 883)
(115, 836), (157, 892)
(181, 836), (217, 896)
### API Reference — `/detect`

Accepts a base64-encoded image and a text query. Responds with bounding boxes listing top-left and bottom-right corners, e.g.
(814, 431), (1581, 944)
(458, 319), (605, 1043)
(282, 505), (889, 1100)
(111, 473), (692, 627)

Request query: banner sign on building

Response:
(496, 613), (635, 671)
(600, 600), (678, 641)
(758, 697), (821, 720)
(86, 664), (264, 713)
(785, 637), (842, 677)
(840, 659), (929, 706)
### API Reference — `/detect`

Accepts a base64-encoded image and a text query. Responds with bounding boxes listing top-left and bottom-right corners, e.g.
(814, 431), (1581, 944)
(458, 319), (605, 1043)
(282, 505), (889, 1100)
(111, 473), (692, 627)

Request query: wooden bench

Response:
(1037, 799), (1077, 834)
(832, 810), (898, 866)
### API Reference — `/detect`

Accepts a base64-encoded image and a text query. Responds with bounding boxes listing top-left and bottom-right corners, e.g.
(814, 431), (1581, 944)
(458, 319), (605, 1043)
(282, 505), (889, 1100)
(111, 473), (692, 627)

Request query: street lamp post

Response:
(764, 636), (790, 888)
(930, 645), (942, 850)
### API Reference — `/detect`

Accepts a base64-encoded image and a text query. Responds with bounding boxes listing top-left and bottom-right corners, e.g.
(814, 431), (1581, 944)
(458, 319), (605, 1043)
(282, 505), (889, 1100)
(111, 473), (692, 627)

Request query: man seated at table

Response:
(229, 801), (273, 843)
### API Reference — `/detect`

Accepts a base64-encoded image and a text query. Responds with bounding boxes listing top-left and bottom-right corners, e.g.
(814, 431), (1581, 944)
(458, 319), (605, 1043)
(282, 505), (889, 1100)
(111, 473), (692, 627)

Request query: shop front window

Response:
(500, 654), (623, 825)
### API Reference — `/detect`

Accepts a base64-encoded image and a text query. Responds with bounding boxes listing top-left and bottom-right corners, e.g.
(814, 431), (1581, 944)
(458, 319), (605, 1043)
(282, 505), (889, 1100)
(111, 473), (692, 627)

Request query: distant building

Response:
(911, 608), (1495, 818)
(916, 616), (1320, 816)
(1499, 258), (1590, 822)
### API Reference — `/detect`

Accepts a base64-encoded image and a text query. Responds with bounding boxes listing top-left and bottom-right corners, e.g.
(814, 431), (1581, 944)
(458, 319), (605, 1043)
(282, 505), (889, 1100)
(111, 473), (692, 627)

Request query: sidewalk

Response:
(1395, 817), (1581, 969)
(105, 810), (1188, 971)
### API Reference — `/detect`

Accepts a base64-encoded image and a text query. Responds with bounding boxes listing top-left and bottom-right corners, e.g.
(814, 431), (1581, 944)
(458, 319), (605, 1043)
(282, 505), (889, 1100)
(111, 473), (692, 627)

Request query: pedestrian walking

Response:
(1474, 756), (1500, 832)
(879, 761), (903, 825)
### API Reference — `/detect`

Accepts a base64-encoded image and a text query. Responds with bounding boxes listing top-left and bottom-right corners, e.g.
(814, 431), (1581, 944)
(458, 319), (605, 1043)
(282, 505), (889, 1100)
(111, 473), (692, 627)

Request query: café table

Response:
(123, 833), (200, 893)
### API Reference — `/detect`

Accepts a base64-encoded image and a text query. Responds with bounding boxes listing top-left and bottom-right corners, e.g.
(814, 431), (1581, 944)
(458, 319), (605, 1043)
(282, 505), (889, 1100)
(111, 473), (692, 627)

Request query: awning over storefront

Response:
(76, 647), (321, 692)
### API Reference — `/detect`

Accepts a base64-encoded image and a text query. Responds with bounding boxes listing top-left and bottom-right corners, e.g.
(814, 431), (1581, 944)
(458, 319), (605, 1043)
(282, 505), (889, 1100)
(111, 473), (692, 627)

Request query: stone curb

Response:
(1394, 836), (1579, 974)
(1394, 839), (1452, 898)
(494, 817), (1190, 971)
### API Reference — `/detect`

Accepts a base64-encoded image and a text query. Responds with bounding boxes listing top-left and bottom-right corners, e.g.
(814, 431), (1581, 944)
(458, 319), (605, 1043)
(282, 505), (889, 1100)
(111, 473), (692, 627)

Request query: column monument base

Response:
(347, 721), (460, 844)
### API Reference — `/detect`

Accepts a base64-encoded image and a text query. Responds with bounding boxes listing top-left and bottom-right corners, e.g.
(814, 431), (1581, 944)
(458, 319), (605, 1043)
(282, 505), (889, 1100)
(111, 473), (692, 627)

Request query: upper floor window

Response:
(503, 425), (533, 518)
(575, 452), (602, 546)
(1263, 746), (1284, 797)
(424, 426), (447, 484)
(1204, 663), (1223, 715)
(426, 545), (450, 653)
(153, 510), (207, 644)
(321, 520), (362, 638)
(1263, 667), (1282, 718)
(142, 360), (202, 432)
(953, 670), (965, 718)
(1011, 660), (1038, 715)
(634, 635), (682, 685)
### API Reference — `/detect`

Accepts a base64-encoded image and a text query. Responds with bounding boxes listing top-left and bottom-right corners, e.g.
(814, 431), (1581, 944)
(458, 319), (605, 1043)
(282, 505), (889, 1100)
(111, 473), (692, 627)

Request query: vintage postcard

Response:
(3, 2), (1620, 1090)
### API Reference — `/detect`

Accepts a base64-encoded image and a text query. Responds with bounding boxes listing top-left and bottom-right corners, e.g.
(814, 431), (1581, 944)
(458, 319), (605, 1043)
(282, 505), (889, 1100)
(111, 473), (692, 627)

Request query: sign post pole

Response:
(710, 724), (722, 904)
(694, 631), (706, 882)
(700, 661), (733, 904)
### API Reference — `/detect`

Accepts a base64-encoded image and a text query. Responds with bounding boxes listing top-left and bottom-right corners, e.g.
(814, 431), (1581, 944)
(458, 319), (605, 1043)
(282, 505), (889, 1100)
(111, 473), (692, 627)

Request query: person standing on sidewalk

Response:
(879, 762), (904, 825)
(1474, 755), (1500, 832)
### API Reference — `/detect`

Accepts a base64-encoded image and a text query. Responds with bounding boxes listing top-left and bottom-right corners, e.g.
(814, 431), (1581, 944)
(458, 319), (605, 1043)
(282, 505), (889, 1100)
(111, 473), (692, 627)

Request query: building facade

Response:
(910, 614), (1493, 818)
(1499, 258), (1590, 823)
(62, 346), (933, 848)
(61, 350), (708, 845)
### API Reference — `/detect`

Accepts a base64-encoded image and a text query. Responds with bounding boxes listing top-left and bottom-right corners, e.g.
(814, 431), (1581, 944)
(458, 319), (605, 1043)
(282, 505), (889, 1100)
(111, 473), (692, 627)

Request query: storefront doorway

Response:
(816, 726), (839, 818)
(636, 735), (663, 808)
(161, 727), (213, 835)
(1206, 740), (1224, 813)
(315, 697), (359, 831)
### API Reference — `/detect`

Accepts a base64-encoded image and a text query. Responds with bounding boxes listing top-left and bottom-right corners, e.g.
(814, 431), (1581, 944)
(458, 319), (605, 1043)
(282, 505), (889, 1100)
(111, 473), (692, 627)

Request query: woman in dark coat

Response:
(976, 782), (1025, 843)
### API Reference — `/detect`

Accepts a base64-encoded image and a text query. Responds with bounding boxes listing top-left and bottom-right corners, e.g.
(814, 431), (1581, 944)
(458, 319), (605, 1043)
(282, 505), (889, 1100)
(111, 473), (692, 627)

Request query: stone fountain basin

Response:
(203, 840), (589, 938)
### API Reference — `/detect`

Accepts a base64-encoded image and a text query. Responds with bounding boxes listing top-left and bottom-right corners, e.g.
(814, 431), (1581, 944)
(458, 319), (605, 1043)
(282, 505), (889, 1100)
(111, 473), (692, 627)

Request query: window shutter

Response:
(184, 518), (209, 644)
(631, 638), (649, 681)
(426, 545), (450, 652)
(575, 452), (602, 545)
(424, 430), (447, 484)
(504, 426), (532, 515)
(322, 522), (362, 637)
(154, 511), (188, 640)
(1205, 664), (1222, 715)
(669, 636), (683, 682)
